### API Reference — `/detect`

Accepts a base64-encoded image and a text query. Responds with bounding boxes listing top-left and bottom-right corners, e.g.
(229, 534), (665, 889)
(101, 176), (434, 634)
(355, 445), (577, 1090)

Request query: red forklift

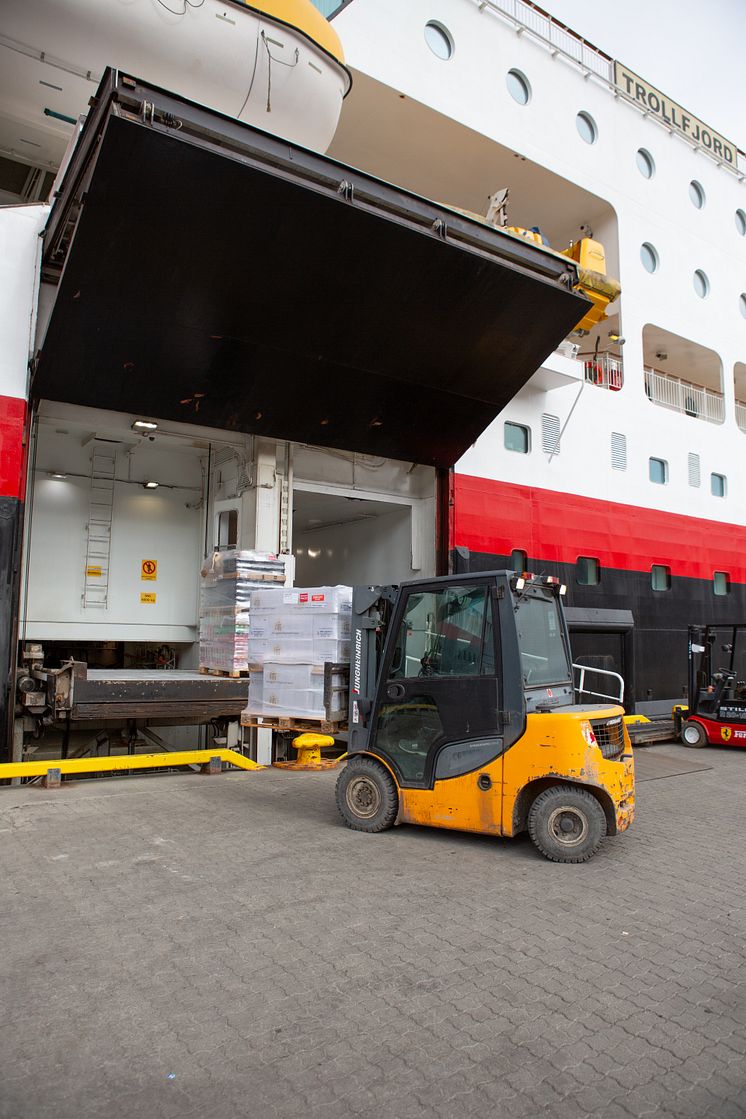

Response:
(677, 624), (746, 748)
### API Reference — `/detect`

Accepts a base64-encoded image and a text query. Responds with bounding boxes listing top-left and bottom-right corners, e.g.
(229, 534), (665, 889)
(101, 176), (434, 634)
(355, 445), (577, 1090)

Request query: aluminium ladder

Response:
(82, 439), (117, 608)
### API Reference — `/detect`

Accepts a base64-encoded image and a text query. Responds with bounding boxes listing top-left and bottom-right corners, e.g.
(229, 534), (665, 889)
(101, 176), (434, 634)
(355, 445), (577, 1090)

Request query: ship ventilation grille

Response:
(541, 413), (561, 455)
(611, 432), (627, 471)
(688, 452), (701, 487)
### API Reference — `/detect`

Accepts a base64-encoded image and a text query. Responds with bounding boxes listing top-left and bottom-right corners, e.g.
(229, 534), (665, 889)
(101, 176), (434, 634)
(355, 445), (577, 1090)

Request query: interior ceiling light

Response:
(143, 480), (159, 489)
(133, 420), (158, 431)
(49, 471), (67, 479)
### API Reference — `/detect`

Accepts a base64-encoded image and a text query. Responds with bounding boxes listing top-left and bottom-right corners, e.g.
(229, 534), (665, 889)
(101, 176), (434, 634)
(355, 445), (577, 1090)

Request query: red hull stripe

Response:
(454, 474), (746, 584)
(0, 396), (27, 500)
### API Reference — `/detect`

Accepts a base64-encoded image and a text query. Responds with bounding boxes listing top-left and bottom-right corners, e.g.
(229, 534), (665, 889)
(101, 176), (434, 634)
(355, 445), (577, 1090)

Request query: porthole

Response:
(636, 148), (655, 179)
(506, 69), (531, 106)
(740, 293), (746, 319)
(576, 111), (597, 145)
(424, 21), (453, 60)
(736, 209), (746, 236)
(689, 180), (706, 209)
(640, 242), (659, 273)
(693, 269), (709, 298)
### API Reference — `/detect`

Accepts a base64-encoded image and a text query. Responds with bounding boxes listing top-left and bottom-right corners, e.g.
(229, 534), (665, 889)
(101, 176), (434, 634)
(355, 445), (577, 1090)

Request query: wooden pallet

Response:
(198, 666), (249, 679)
(240, 712), (346, 735)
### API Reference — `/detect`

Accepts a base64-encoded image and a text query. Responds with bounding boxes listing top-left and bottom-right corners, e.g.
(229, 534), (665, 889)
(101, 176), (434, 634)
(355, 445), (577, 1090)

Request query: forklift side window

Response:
(392, 585), (494, 679)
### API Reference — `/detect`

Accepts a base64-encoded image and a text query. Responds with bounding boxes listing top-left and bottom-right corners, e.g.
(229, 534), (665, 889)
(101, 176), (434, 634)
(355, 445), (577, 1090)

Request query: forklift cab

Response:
(339, 571), (635, 862)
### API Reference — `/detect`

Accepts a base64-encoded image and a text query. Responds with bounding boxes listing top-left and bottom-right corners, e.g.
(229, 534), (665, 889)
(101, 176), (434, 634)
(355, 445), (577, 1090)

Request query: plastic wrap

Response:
(198, 550), (285, 673)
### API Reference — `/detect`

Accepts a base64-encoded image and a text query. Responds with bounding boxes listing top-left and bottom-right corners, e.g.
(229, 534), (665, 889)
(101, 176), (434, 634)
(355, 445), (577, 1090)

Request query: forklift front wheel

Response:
(681, 720), (708, 748)
(527, 785), (606, 863)
(336, 757), (398, 833)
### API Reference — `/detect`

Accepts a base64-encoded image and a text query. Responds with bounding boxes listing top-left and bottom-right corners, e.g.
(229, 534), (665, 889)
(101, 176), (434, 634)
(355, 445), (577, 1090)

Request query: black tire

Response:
(335, 757), (399, 833)
(681, 720), (708, 748)
(527, 785), (607, 863)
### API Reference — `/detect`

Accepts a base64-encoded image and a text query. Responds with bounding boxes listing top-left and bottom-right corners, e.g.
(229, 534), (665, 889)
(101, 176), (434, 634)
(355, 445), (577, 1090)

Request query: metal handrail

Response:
(644, 368), (725, 424)
(475, 0), (612, 79)
(573, 663), (625, 705)
(581, 351), (623, 390)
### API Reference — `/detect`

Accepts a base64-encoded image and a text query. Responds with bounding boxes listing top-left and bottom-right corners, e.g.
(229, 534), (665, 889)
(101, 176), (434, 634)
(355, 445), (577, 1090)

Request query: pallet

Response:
(240, 713), (346, 735)
(198, 666), (249, 679)
(628, 719), (677, 746)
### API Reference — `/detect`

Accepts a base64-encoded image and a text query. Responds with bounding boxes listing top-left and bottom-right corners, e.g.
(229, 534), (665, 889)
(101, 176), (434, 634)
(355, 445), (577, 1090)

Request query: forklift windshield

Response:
(515, 591), (571, 687)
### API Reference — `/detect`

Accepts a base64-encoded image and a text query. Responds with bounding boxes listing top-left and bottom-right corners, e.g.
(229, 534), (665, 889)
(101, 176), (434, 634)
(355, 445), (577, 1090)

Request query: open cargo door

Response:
(35, 70), (589, 470)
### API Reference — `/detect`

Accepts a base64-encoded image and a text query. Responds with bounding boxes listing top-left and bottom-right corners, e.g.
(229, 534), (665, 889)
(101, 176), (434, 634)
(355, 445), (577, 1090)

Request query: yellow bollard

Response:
(273, 732), (346, 771)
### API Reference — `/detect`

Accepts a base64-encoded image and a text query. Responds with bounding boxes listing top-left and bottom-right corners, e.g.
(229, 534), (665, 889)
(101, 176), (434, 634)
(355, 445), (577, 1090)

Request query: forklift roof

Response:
(35, 69), (590, 469)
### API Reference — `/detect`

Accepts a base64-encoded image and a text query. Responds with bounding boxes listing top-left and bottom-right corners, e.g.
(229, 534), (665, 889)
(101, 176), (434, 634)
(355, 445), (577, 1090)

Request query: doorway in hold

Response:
(292, 489), (427, 588)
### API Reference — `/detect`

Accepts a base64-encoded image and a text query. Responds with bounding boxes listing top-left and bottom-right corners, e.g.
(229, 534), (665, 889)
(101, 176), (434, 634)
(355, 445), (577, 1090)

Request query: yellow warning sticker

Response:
(86, 565), (102, 578)
(141, 559), (158, 581)
(140, 592), (157, 604)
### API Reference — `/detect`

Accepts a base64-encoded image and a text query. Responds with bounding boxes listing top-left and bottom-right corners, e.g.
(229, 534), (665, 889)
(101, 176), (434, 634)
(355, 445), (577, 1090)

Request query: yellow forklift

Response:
(337, 572), (635, 862)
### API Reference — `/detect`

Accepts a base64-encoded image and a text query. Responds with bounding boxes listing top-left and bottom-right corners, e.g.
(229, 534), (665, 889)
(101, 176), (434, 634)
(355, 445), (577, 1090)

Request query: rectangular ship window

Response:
(576, 556), (600, 585)
(651, 564), (671, 591)
(714, 571), (731, 596)
(511, 549), (527, 573)
(649, 457), (668, 485)
(711, 472), (727, 497)
(504, 421), (530, 453)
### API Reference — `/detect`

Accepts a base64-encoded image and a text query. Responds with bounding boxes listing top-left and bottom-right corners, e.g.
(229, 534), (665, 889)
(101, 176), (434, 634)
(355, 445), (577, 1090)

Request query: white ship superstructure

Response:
(0, 0), (743, 736)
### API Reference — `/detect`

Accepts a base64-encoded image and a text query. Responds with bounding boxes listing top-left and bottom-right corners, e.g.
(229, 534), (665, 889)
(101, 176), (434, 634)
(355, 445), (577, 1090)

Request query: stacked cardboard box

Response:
(198, 550), (286, 673)
(245, 586), (351, 719)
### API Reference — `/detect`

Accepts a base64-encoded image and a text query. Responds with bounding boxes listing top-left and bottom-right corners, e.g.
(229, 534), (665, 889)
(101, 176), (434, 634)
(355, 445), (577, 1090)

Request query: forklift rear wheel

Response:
(527, 785), (606, 863)
(681, 720), (707, 748)
(336, 757), (398, 833)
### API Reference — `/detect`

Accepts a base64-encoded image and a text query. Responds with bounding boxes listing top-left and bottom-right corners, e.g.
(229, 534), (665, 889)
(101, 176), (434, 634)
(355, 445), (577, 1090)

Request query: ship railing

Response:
(735, 401), (746, 433)
(644, 368), (725, 424)
(474, 0), (613, 80)
(573, 663), (625, 706)
(581, 351), (624, 391)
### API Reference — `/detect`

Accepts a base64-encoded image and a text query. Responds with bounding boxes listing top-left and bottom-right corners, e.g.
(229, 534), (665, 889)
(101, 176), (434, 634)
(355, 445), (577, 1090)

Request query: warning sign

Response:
(141, 559), (158, 581)
(86, 565), (102, 578)
(140, 592), (157, 604)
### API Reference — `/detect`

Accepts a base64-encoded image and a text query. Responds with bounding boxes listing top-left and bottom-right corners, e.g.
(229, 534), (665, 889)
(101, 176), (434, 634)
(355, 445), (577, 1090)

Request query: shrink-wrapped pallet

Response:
(246, 586), (351, 667)
(198, 550), (285, 673)
(244, 585), (352, 720)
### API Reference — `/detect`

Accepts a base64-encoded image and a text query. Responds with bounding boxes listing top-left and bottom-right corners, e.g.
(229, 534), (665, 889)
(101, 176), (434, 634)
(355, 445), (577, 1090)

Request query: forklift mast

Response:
(688, 623), (746, 720)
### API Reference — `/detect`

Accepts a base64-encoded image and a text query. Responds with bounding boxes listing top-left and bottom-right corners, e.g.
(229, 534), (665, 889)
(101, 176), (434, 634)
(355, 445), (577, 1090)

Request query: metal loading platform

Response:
(38, 665), (248, 724)
(14, 657), (250, 766)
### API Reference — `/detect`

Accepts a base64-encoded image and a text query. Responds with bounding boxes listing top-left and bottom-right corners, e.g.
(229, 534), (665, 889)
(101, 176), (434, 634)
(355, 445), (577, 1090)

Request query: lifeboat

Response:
(0, 0), (351, 166)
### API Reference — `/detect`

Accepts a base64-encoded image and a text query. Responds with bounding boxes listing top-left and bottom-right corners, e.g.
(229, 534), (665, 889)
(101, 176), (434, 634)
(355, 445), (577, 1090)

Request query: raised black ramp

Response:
(35, 70), (589, 470)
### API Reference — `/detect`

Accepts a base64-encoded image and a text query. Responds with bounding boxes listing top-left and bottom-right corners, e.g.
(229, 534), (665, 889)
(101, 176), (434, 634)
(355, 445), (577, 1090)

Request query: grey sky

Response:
(536, 0), (746, 149)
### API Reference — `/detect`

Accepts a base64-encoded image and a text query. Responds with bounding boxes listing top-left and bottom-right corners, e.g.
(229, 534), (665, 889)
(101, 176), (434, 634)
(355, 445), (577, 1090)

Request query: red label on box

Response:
(299, 593), (309, 602)
(312, 594), (325, 602)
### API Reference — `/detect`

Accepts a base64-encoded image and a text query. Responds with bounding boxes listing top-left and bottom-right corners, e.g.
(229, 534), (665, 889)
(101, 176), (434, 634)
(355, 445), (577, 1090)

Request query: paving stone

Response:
(1, 741), (745, 1118)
